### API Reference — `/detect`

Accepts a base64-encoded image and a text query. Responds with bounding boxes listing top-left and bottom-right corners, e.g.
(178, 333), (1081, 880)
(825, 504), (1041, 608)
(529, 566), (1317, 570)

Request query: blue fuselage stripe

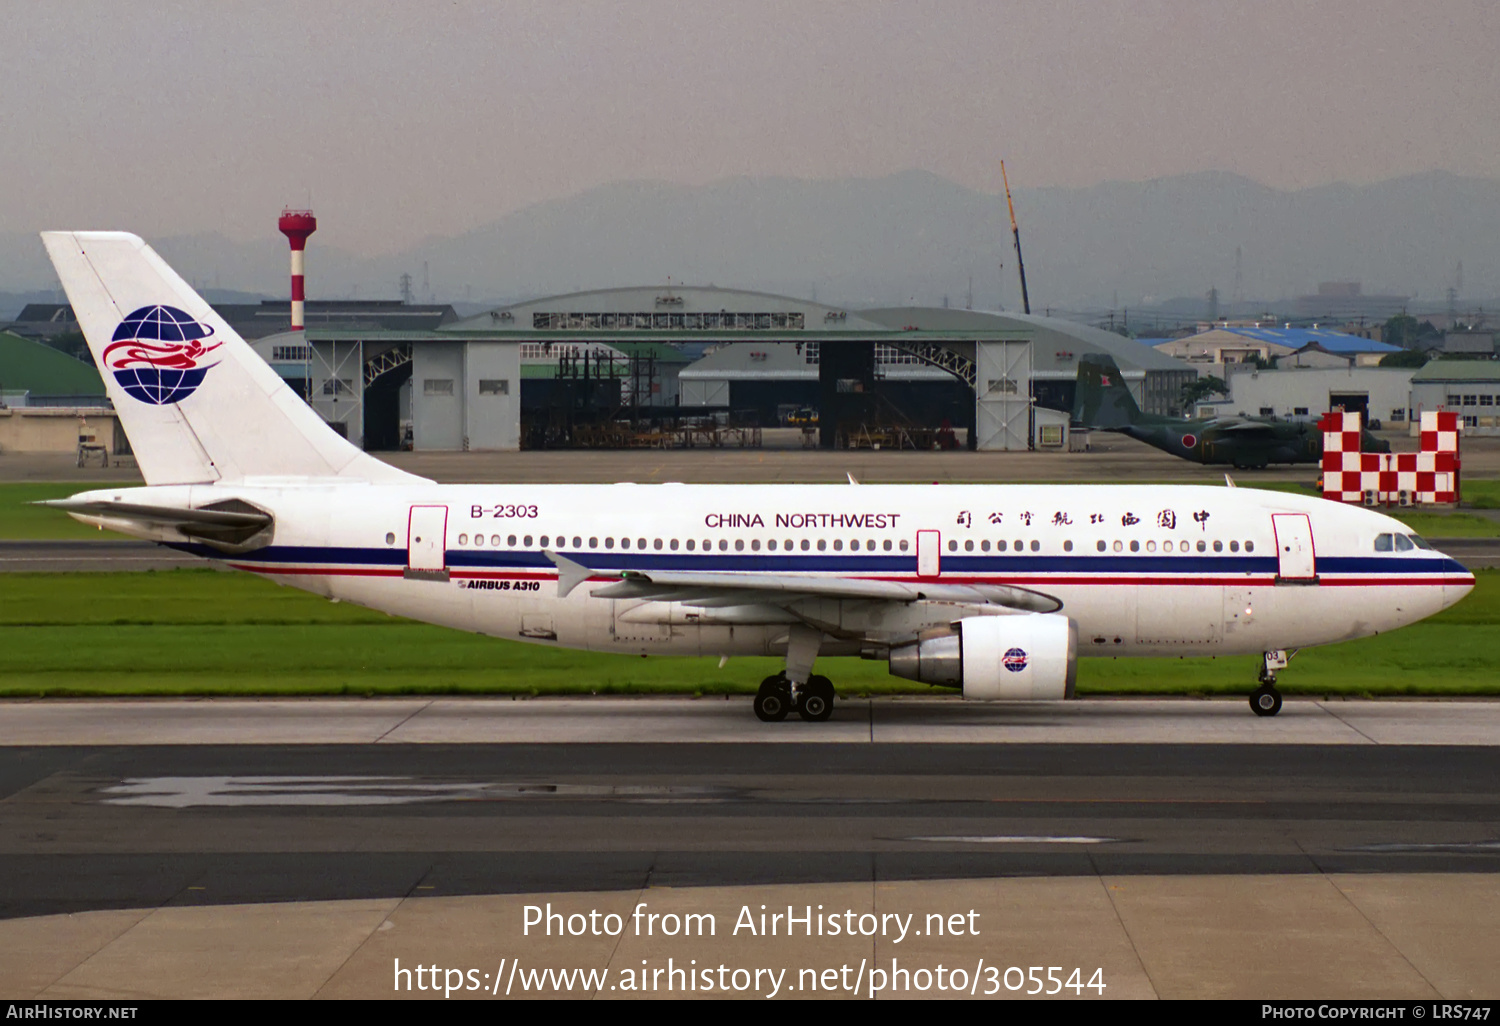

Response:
(179, 543), (1469, 578)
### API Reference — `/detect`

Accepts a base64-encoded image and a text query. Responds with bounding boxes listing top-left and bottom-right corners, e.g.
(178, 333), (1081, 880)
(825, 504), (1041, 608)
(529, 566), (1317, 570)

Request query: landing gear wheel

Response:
(1250, 686), (1283, 717)
(797, 675), (835, 722)
(754, 676), (792, 722)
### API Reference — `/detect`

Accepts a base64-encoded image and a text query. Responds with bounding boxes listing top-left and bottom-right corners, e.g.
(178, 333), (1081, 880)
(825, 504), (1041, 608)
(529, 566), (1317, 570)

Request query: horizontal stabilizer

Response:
(36, 497), (273, 552)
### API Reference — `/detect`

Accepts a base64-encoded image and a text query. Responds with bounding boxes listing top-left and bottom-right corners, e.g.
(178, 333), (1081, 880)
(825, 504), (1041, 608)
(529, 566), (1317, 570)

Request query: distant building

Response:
(1226, 367), (1416, 428)
(1155, 326), (1400, 377)
(1292, 282), (1410, 321)
(1410, 361), (1500, 435)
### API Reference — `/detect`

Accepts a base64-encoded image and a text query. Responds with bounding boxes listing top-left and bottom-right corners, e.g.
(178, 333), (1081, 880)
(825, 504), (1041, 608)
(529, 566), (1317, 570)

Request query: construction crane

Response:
(1000, 160), (1031, 315)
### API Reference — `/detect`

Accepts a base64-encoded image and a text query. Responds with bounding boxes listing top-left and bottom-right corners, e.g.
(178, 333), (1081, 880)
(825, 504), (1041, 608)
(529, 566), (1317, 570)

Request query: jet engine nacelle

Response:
(888, 613), (1078, 700)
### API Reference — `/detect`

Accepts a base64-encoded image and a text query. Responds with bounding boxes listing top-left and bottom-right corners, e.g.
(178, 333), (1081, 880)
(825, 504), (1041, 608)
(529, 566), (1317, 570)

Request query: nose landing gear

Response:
(1250, 649), (1289, 717)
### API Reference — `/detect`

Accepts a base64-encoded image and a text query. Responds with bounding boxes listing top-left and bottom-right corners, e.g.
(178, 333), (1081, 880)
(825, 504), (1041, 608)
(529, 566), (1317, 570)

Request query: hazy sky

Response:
(7, 0), (1499, 254)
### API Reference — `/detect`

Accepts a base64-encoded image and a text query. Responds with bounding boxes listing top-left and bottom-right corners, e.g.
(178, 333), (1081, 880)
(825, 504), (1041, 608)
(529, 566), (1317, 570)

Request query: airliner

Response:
(37, 232), (1474, 721)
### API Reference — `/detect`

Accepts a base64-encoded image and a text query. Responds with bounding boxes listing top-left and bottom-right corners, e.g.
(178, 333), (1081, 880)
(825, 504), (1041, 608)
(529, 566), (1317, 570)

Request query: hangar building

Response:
(242, 288), (1196, 453)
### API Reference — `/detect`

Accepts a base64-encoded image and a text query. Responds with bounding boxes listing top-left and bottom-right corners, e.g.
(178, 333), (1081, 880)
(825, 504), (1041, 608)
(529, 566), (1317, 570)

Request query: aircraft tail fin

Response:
(1073, 354), (1143, 428)
(40, 231), (421, 487)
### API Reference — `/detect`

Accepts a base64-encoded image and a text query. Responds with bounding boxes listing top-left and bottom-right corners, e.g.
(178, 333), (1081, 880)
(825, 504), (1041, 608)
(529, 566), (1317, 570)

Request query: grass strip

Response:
(0, 569), (1494, 698)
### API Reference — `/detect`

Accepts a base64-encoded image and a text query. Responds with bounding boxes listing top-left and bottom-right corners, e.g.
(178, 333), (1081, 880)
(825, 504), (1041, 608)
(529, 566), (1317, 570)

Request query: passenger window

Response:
(508, 535), (517, 547)
(1129, 540), (1140, 552)
(588, 537), (598, 549)
(802, 539), (811, 551)
(1063, 540), (1073, 552)
(653, 539), (663, 551)
(638, 538), (646, 550)
(458, 534), (468, 545)
(883, 540), (893, 551)
(1213, 540), (1223, 552)
(540, 536), (549, 547)
(948, 540), (958, 552)
(1097, 540), (1106, 552)
(766, 539), (776, 551)
(997, 540), (1008, 552)
(817, 539), (827, 551)
(719, 540), (729, 551)
(833, 539), (843, 551)
(1197, 540), (1206, 552)
(1229, 540), (1239, 552)
(620, 538), (630, 549)
(605, 537), (615, 549)
(849, 540), (859, 551)
(750, 539), (760, 551)
(669, 539), (678, 551)
(1030, 540), (1040, 552)
(1163, 541), (1173, 552)
(524, 535), (534, 547)
(686, 539), (695, 551)
(786, 539), (795, 550)
(867, 539), (876, 550)
(981, 540), (991, 552)
(1112, 540), (1123, 552)
(475, 535), (484, 547)
(1244, 541), (1253, 553)
(1395, 534), (1414, 552)
(964, 540), (974, 552)
(1145, 540), (1156, 552)
(899, 540), (909, 552)
(491, 535), (501, 547)
(735, 539), (745, 551)
(572, 536), (581, 548)
(1015, 539), (1024, 551)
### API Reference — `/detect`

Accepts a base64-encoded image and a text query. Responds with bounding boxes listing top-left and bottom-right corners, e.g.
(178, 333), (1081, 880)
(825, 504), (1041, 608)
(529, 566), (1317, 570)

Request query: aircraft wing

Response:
(545, 552), (1060, 613)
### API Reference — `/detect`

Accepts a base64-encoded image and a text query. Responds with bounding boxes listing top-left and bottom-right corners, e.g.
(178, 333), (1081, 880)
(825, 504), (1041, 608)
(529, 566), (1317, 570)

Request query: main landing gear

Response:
(1250, 649), (1289, 717)
(754, 674), (835, 723)
(754, 624), (835, 723)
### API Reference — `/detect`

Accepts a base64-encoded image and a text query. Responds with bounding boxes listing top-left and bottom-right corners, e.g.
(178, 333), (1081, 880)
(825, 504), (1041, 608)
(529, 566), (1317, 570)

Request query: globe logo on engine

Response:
(102, 305), (221, 405)
(1002, 647), (1028, 672)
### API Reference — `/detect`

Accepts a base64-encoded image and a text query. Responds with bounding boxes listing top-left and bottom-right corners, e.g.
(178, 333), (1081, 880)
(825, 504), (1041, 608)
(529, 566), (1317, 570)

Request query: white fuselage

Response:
(75, 481), (1474, 667)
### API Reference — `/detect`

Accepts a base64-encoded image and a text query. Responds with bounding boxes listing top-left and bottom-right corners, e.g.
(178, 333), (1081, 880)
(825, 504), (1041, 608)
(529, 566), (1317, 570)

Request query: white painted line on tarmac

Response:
(905, 835), (1119, 844)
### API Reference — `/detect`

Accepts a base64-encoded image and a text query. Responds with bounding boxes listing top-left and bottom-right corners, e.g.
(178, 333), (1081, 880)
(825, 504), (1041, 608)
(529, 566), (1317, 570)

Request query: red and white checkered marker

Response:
(1320, 410), (1460, 505)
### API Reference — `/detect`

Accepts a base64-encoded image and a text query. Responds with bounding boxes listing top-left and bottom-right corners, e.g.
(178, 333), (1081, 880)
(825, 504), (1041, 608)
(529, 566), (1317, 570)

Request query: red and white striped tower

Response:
(277, 209), (317, 331)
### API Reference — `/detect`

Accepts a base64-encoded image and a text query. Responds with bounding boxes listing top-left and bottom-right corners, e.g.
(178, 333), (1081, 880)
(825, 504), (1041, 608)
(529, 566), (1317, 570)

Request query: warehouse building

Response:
(1222, 367), (1416, 427)
(1410, 362), (1500, 436)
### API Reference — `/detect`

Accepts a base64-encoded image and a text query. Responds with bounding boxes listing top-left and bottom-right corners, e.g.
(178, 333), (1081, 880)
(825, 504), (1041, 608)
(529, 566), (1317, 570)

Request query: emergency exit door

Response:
(406, 505), (449, 580)
(916, 530), (941, 579)
(1271, 513), (1317, 582)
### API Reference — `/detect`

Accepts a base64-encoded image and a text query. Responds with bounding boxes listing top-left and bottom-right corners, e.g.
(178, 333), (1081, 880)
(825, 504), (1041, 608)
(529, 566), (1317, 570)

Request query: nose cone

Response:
(1444, 566), (1476, 610)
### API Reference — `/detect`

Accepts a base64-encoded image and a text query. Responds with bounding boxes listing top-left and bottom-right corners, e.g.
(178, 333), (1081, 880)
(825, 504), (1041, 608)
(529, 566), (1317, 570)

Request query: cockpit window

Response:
(1394, 534), (1415, 552)
(1409, 534), (1434, 550)
(1374, 533), (1394, 552)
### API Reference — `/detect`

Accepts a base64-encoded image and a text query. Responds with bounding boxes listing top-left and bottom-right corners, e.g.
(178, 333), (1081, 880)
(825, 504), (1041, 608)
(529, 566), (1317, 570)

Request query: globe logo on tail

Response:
(1002, 647), (1029, 672)
(102, 306), (221, 405)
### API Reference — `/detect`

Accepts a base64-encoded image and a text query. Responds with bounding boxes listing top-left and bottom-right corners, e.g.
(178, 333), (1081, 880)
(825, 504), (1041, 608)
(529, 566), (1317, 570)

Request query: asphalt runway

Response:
(3, 732), (1499, 921)
(4, 703), (1499, 999)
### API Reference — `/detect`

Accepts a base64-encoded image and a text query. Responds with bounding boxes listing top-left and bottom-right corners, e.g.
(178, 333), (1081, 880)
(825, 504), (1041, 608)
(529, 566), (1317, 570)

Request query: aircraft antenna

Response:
(1000, 160), (1031, 315)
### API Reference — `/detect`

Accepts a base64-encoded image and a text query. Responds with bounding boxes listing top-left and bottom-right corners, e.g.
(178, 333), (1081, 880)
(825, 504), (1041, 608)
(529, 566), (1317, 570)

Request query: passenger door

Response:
(916, 530), (941, 579)
(1271, 513), (1316, 582)
(406, 505), (449, 580)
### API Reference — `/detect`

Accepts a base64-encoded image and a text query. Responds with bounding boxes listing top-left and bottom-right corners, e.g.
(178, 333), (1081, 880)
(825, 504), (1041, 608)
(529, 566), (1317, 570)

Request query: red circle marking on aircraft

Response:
(1182, 434), (1197, 448)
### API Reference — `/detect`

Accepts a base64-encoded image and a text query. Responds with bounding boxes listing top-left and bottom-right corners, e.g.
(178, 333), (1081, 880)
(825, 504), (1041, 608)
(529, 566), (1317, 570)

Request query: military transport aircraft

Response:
(37, 233), (1470, 721)
(1073, 354), (1390, 469)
